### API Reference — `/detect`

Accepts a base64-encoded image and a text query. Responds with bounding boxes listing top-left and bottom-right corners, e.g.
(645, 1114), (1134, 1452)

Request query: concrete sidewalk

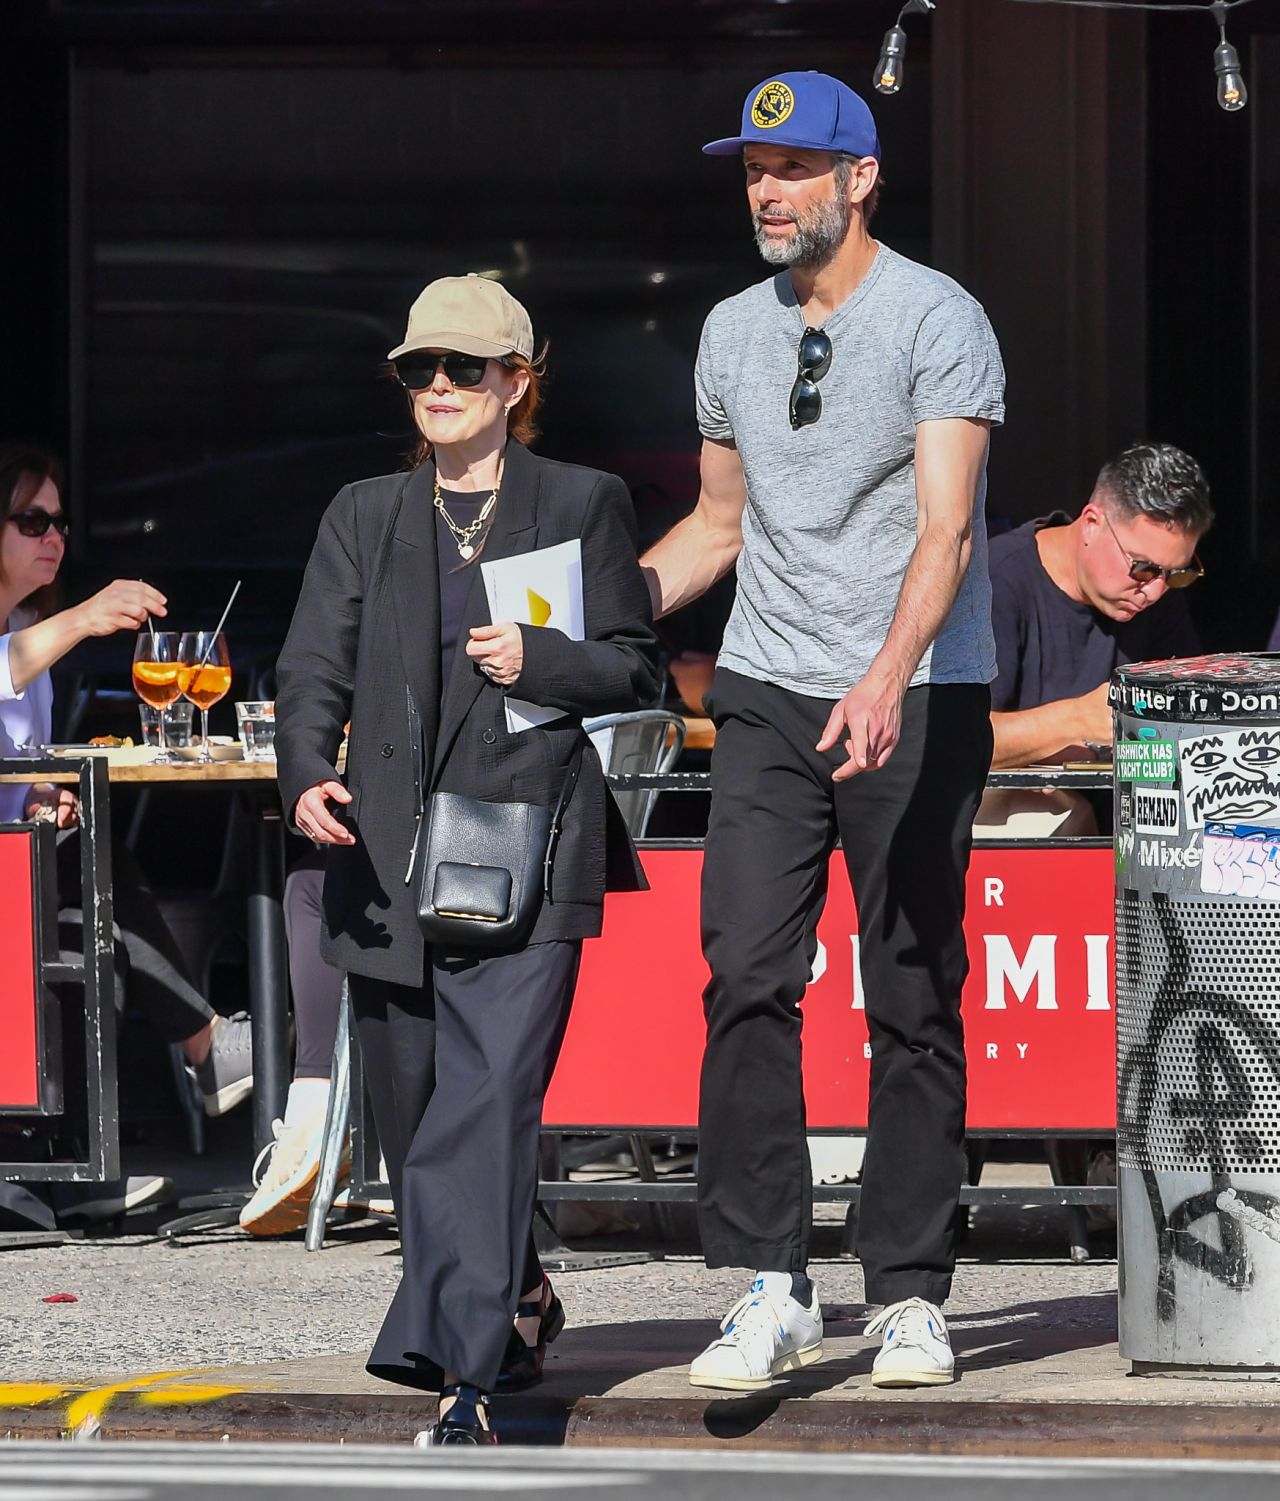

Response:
(3, 1217), (1280, 1455)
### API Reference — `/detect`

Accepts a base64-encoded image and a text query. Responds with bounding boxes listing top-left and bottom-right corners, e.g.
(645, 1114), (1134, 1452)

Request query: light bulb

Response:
(1213, 39), (1248, 111)
(875, 25), (907, 96)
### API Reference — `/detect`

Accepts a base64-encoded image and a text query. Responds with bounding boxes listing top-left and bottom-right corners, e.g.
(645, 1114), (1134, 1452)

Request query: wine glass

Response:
(177, 631), (232, 763)
(132, 632), (182, 764)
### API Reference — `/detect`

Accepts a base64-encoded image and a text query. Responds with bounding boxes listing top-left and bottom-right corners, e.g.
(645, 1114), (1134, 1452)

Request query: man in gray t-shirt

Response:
(642, 71), (1003, 1394)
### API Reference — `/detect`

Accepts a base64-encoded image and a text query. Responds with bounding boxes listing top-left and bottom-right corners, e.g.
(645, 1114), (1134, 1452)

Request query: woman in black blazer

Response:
(275, 276), (659, 1445)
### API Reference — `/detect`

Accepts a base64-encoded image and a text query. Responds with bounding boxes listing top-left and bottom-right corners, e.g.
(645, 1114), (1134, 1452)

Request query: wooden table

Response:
(0, 755), (276, 784)
(0, 753), (290, 1153)
(681, 716), (715, 752)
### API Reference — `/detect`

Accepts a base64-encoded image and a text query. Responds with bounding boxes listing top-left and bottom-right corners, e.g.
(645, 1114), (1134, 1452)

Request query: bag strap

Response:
(408, 682), (426, 816)
(543, 735), (585, 902)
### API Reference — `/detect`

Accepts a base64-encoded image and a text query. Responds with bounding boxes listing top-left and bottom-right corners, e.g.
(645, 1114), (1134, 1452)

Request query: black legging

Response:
(283, 850), (344, 1078)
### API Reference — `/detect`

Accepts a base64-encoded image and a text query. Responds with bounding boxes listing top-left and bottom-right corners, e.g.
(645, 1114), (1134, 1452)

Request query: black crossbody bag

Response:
(404, 685), (583, 951)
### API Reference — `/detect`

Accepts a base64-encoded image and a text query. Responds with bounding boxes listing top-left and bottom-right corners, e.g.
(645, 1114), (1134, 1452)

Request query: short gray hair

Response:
(832, 152), (880, 223)
(1095, 442), (1214, 535)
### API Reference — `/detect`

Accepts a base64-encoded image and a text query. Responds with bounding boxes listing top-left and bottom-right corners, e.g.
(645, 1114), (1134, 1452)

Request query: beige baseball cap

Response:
(387, 274), (534, 362)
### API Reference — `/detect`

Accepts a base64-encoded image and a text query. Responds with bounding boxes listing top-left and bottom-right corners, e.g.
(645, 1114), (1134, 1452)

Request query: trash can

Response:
(1112, 654), (1280, 1375)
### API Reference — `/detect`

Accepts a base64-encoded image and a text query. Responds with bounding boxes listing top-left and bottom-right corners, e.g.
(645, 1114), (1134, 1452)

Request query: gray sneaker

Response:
(190, 1012), (254, 1117)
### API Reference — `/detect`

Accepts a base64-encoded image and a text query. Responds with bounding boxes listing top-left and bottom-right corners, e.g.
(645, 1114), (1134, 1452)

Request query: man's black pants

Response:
(697, 669), (992, 1306)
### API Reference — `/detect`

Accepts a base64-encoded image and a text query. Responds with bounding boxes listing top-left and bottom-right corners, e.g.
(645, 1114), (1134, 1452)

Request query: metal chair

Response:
(305, 981), (352, 1252)
(583, 709), (686, 839)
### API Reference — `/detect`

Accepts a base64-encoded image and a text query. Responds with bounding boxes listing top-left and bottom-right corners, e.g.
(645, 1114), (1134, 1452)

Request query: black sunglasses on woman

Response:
(7, 510), (69, 539)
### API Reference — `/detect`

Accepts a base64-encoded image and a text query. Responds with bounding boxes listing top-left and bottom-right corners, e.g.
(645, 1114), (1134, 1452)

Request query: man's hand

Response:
(25, 785), (80, 829)
(1073, 682), (1113, 746)
(73, 580), (168, 638)
(816, 672), (907, 781)
(466, 623), (523, 687)
(295, 780), (355, 845)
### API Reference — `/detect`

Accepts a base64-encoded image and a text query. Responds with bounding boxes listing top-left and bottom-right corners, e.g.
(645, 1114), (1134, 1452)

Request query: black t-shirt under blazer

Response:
(275, 438), (661, 989)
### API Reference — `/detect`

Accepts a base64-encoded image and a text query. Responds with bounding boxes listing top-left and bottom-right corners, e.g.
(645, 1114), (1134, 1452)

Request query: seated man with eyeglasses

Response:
(976, 442), (1209, 838)
(985, 441), (1210, 777)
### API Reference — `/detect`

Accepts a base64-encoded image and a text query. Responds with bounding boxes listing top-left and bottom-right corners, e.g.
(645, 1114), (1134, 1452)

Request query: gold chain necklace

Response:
(433, 473), (498, 561)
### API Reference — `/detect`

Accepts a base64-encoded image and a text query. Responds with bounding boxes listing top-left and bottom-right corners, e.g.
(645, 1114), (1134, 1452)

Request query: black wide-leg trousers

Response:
(697, 669), (992, 1306)
(351, 939), (581, 1392)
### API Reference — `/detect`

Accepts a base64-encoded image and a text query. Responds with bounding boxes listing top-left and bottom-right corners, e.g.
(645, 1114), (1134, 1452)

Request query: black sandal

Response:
(496, 1275), (566, 1390)
(415, 1383), (497, 1447)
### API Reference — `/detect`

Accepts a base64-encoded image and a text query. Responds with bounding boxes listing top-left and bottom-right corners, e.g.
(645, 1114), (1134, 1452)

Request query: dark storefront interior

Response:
(2, 0), (1277, 699)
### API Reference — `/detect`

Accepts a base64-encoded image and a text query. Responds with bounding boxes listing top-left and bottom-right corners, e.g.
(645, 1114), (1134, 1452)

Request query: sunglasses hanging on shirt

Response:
(7, 509), (69, 539)
(789, 327), (833, 431)
(395, 353), (515, 392)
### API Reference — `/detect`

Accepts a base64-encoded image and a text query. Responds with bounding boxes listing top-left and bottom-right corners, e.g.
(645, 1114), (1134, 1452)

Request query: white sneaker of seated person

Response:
(865, 1297), (955, 1387)
(688, 1275), (823, 1390)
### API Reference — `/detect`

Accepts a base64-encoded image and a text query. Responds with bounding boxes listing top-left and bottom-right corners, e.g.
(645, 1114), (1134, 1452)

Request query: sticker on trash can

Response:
(1200, 822), (1280, 899)
(1133, 788), (1180, 836)
(1116, 740), (1177, 783)
(1178, 729), (1280, 829)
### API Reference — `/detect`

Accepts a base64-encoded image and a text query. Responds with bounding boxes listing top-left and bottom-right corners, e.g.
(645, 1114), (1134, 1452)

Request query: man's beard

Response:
(753, 194), (853, 270)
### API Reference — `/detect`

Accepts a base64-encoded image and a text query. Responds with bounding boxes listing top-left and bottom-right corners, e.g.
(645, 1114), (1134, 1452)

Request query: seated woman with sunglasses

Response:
(276, 275), (658, 1446)
(0, 444), (254, 1192)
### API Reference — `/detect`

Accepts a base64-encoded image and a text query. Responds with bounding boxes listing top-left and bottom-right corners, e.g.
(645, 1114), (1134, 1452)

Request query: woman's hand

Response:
(466, 623), (524, 687)
(25, 784), (80, 829)
(73, 580), (168, 638)
(294, 780), (355, 845)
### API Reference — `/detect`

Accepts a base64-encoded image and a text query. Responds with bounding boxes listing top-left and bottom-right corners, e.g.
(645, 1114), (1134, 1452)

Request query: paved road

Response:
(1, 1443), (1278, 1501)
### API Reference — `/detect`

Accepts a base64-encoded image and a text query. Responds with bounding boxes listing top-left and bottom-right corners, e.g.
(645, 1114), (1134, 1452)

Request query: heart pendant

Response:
(459, 543), (475, 560)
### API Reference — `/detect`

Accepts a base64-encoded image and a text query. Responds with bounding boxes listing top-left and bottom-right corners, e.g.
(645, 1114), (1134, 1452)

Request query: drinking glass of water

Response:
(235, 701), (276, 761)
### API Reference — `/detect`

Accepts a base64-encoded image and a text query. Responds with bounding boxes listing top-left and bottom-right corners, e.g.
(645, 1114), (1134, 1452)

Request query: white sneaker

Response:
(238, 1112), (348, 1237)
(866, 1297), (955, 1387)
(688, 1279), (824, 1390)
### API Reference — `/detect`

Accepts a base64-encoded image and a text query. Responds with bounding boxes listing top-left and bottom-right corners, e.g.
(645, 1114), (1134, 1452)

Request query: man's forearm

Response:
(640, 510), (741, 621)
(990, 701), (1089, 769)
(865, 524), (971, 690)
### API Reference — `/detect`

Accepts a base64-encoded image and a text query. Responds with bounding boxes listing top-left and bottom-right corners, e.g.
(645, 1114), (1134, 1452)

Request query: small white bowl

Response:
(173, 739), (244, 763)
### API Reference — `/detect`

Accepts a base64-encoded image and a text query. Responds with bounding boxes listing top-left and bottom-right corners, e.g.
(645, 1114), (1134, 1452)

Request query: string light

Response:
(1211, 0), (1248, 109)
(874, 0), (936, 95)
(875, 0), (1256, 112)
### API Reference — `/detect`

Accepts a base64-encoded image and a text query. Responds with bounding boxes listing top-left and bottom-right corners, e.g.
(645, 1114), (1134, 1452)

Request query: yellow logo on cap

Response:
(751, 81), (795, 129)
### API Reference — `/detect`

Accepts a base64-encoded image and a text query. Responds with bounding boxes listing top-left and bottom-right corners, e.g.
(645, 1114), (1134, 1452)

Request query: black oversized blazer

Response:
(275, 439), (661, 988)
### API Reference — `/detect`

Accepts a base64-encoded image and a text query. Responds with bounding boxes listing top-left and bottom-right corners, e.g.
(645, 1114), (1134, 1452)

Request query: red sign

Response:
(0, 829), (41, 1111)
(546, 845), (1116, 1132)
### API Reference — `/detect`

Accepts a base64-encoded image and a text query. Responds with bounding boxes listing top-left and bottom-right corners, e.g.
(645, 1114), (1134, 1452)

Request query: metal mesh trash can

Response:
(1113, 654), (1280, 1376)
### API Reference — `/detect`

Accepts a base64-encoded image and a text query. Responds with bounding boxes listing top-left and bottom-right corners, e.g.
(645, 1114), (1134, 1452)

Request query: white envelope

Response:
(481, 539), (584, 733)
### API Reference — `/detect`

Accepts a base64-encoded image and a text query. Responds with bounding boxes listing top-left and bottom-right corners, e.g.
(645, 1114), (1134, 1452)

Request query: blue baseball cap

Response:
(703, 71), (881, 161)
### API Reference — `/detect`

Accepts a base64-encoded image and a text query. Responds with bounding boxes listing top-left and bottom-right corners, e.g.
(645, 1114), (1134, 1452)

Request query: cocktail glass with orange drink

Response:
(177, 631), (232, 763)
(132, 631), (183, 763)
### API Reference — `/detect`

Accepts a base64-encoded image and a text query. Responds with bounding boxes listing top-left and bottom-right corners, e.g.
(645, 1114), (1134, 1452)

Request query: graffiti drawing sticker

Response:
(1179, 729), (1280, 829)
(1116, 740), (1177, 783)
(1200, 822), (1280, 900)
